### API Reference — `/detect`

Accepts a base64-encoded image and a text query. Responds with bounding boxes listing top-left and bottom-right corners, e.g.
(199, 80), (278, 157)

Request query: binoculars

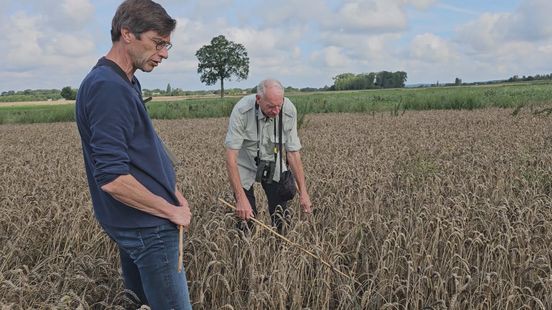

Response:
(255, 157), (276, 183)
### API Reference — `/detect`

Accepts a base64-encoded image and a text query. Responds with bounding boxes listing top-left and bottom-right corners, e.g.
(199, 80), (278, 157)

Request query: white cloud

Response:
(227, 26), (304, 57)
(436, 3), (479, 16)
(323, 46), (349, 67)
(507, 0), (552, 41)
(163, 17), (311, 88)
(1, 8), (96, 73)
(321, 0), (408, 33)
(171, 17), (305, 65)
(11, 0), (96, 31)
(47, 33), (96, 57)
(189, 0), (233, 18)
(291, 46), (301, 59)
(456, 0), (552, 53)
(444, 0), (552, 84)
(4, 12), (44, 70)
(171, 18), (214, 54)
(311, 0), (433, 72)
(456, 13), (510, 52)
(537, 44), (552, 54)
(61, 0), (95, 29)
(2, 0), (552, 91)
(0, 1), (8, 12)
(410, 33), (455, 62)
(405, 0), (437, 10)
(251, 0), (331, 26)
(317, 31), (402, 68)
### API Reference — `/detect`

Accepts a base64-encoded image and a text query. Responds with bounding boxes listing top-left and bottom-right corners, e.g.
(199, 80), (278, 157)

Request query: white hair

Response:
(257, 79), (284, 98)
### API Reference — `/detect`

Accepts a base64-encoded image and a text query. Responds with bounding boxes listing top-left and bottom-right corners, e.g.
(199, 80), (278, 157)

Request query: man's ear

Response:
(120, 27), (134, 43)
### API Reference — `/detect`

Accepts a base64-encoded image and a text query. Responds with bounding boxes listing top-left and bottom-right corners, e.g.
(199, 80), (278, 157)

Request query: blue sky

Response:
(1, 0), (549, 92)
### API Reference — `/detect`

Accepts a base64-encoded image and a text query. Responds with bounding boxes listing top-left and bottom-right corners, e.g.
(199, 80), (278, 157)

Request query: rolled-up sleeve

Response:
(224, 107), (245, 150)
(87, 81), (136, 186)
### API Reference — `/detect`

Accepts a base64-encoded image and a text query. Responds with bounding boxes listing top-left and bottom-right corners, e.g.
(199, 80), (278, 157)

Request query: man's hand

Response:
(175, 189), (187, 208)
(225, 148), (254, 220)
(235, 198), (254, 220)
(102, 175), (192, 227)
(173, 189), (192, 228)
(300, 192), (312, 214)
(170, 202), (192, 228)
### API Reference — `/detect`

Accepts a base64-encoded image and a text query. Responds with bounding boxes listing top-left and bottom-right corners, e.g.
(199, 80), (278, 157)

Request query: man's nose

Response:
(159, 47), (169, 59)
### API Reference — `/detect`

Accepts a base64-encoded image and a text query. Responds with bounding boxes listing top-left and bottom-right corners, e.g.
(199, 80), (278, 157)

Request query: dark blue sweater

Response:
(76, 57), (177, 228)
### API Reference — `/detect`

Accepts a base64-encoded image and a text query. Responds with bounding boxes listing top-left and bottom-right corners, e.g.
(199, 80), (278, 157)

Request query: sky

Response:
(1, 0), (551, 92)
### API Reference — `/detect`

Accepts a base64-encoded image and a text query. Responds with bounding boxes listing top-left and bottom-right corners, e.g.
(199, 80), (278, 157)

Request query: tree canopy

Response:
(195, 35), (249, 98)
(60, 86), (77, 100)
(333, 71), (407, 90)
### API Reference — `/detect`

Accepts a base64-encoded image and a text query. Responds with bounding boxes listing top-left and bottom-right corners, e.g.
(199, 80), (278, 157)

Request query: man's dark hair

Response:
(111, 0), (176, 42)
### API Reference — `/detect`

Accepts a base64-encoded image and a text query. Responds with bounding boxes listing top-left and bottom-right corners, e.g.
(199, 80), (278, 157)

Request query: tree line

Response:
(332, 71), (408, 90)
(0, 89), (63, 102)
(507, 73), (552, 83)
(432, 73), (552, 88)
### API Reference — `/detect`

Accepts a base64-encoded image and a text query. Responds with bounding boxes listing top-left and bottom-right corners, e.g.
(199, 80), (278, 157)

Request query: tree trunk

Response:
(220, 78), (224, 98)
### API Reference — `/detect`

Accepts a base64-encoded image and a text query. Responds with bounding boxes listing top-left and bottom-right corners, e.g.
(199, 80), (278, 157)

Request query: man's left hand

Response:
(299, 192), (312, 214)
(175, 189), (188, 208)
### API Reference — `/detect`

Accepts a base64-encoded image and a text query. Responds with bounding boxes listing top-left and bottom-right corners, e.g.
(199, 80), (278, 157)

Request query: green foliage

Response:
(196, 35), (250, 98)
(0, 89), (63, 102)
(375, 71), (407, 88)
(333, 71), (406, 90)
(60, 86), (77, 100)
(0, 104), (75, 124)
(143, 87), (189, 97)
(3, 82), (552, 124)
(391, 102), (403, 117)
(507, 73), (552, 83)
(333, 73), (358, 91)
(146, 97), (236, 119)
(297, 113), (306, 129)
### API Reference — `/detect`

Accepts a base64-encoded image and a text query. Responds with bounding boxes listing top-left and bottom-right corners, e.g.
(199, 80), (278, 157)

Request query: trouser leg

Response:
(262, 181), (291, 234)
(101, 223), (192, 310)
(135, 224), (191, 310)
(118, 246), (148, 305)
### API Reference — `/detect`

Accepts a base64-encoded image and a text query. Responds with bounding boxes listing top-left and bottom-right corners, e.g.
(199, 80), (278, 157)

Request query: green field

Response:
(1, 82), (551, 125)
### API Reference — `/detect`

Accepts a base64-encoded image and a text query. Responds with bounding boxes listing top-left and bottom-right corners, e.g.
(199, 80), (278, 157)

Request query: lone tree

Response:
(60, 86), (77, 100)
(196, 35), (249, 98)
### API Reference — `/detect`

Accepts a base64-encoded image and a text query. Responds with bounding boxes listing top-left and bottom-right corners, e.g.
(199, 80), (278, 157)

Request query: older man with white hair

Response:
(225, 79), (312, 234)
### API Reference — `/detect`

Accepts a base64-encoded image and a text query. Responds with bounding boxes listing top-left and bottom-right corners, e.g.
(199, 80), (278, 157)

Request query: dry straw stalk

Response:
(218, 198), (358, 284)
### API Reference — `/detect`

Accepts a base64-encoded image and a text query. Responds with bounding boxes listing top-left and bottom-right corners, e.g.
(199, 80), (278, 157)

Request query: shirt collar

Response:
(95, 57), (135, 85)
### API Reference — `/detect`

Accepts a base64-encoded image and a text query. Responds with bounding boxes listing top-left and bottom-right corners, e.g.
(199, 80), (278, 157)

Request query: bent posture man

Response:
(225, 79), (312, 233)
(75, 1), (192, 308)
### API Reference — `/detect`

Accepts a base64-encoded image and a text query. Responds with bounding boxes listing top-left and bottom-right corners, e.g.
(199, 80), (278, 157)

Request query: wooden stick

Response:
(218, 198), (357, 283)
(178, 225), (183, 272)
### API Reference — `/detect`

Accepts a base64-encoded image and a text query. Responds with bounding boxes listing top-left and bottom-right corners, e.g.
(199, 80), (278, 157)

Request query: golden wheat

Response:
(1, 109), (551, 309)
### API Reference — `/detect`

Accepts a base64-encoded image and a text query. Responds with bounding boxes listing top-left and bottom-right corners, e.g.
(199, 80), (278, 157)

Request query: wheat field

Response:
(1, 109), (551, 309)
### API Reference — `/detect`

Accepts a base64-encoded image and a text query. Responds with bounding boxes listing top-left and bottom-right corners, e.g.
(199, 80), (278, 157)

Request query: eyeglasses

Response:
(261, 98), (283, 111)
(152, 38), (172, 51)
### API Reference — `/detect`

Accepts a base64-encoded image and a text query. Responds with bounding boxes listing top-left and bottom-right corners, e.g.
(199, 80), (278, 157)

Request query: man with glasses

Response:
(75, 0), (192, 308)
(225, 79), (313, 234)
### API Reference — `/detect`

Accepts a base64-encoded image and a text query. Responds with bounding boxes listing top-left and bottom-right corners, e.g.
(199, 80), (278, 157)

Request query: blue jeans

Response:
(100, 223), (192, 309)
